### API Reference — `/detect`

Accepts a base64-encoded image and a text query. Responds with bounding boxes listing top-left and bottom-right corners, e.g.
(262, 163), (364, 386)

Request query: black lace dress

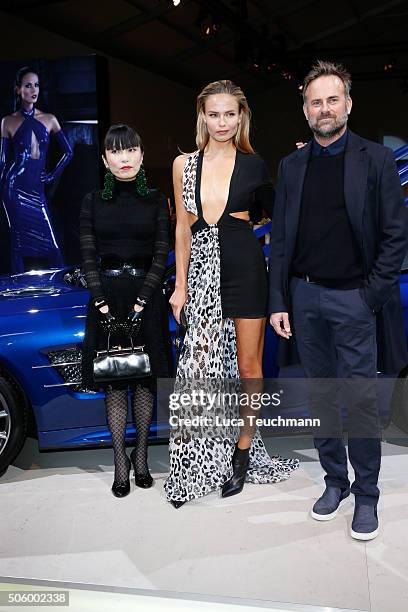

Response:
(79, 179), (173, 391)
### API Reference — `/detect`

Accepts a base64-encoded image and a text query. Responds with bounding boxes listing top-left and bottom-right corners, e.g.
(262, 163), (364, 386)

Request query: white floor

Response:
(1, 432), (408, 612)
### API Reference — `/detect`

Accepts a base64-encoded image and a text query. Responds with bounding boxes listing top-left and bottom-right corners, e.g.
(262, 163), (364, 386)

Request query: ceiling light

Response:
(384, 57), (396, 72)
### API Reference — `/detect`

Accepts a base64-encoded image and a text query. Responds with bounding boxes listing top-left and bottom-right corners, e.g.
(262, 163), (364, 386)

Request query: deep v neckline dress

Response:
(164, 150), (299, 503)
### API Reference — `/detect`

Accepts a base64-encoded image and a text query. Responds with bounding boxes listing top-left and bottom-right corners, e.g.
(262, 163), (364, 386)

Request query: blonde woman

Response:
(165, 80), (298, 507)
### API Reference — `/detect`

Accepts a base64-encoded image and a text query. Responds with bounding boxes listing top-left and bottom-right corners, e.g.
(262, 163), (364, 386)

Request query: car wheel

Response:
(0, 375), (28, 476)
(390, 366), (408, 434)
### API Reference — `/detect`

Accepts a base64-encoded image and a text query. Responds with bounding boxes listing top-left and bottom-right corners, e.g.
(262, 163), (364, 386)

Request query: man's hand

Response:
(270, 312), (292, 339)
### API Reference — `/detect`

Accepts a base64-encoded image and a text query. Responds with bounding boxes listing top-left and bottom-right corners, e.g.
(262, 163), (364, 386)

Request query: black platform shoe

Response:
(221, 444), (250, 498)
(130, 448), (153, 489)
(111, 457), (131, 498)
(170, 500), (185, 509)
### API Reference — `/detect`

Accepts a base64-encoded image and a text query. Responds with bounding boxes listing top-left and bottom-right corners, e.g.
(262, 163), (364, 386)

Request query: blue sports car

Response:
(0, 147), (407, 476)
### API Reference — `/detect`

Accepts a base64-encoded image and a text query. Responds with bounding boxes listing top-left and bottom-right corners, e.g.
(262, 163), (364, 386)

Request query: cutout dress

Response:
(164, 150), (299, 502)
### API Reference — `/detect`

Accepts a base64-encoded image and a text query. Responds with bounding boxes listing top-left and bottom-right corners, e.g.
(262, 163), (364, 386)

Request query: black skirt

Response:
(219, 217), (268, 318)
(81, 270), (173, 391)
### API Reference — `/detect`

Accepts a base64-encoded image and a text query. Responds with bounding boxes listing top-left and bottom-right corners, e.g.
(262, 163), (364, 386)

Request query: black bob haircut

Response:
(104, 124), (144, 152)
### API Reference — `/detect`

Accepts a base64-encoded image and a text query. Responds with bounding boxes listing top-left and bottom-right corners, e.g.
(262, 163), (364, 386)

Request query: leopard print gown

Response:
(163, 151), (299, 503)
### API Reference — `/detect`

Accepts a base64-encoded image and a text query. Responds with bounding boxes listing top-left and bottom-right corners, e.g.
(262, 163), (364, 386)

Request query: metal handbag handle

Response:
(128, 335), (134, 351)
(105, 331), (138, 355)
(106, 331), (112, 355)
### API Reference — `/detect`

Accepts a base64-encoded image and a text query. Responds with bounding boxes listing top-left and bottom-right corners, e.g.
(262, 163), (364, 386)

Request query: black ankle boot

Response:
(130, 448), (153, 489)
(221, 444), (250, 498)
(111, 457), (131, 498)
(170, 500), (186, 509)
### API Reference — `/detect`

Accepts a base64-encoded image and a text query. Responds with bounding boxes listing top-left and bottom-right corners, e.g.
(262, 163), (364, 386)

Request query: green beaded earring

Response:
(101, 165), (148, 200)
(101, 169), (114, 201)
(135, 164), (149, 197)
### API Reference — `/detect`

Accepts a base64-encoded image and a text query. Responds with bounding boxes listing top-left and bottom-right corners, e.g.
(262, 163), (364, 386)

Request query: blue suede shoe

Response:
(351, 504), (379, 541)
(311, 486), (350, 521)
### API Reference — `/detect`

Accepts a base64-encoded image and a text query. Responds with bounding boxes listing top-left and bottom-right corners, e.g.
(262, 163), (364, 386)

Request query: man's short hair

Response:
(303, 60), (351, 101)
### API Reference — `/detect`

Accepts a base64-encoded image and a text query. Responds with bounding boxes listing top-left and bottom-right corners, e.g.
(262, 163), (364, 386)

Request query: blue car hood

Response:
(0, 268), (86, 317)
(0, 269), (70, 294)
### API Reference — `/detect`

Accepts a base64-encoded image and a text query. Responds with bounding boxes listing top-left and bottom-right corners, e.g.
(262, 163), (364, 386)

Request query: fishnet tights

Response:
(131, 385), (154, 476)
(105, 385), (154, 483)
(105, 388), (129, 484)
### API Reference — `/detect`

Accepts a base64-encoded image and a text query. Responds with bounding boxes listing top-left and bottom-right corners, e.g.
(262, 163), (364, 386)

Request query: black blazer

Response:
(268, 129), (408, 374)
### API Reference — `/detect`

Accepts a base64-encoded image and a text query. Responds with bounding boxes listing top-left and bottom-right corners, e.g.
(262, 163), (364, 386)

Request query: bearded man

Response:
(268, 60), (408, 540)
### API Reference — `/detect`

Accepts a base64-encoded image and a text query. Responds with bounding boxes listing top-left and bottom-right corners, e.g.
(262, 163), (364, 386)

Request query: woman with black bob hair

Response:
(80, 123), (172, 498)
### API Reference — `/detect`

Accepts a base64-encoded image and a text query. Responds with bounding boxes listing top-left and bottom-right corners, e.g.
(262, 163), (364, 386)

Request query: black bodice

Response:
(195, 149), (275, 224)
(80, 179), (170, 303)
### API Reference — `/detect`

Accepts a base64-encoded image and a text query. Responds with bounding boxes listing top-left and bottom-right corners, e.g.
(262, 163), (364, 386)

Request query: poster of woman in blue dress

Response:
(0, 56), (107, 273)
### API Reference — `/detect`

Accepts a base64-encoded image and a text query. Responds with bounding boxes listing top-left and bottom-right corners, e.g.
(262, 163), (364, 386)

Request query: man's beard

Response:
(309, 109), (348, 139)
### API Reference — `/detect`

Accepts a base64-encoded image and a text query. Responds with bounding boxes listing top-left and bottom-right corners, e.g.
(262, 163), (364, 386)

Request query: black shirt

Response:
(292, 131), (364, 287)
(312, 128), (348, 157)
(80, 179), (170, 302)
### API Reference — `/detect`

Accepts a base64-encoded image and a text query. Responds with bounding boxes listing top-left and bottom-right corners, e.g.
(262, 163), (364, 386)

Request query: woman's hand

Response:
(40, 170), (53, 184)
(94, 299), (120, 334)
(170, 287), (187, 324)
(295, 141), (307, 149)
(124, 304), (144, 336)
(99, 310), (121, 334)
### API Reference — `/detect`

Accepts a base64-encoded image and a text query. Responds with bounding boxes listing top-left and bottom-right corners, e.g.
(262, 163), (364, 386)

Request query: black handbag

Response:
(93, 333), (151, 383)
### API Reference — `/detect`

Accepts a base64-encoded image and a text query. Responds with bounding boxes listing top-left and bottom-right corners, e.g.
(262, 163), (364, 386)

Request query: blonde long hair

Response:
(196, 80), (254, 153)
